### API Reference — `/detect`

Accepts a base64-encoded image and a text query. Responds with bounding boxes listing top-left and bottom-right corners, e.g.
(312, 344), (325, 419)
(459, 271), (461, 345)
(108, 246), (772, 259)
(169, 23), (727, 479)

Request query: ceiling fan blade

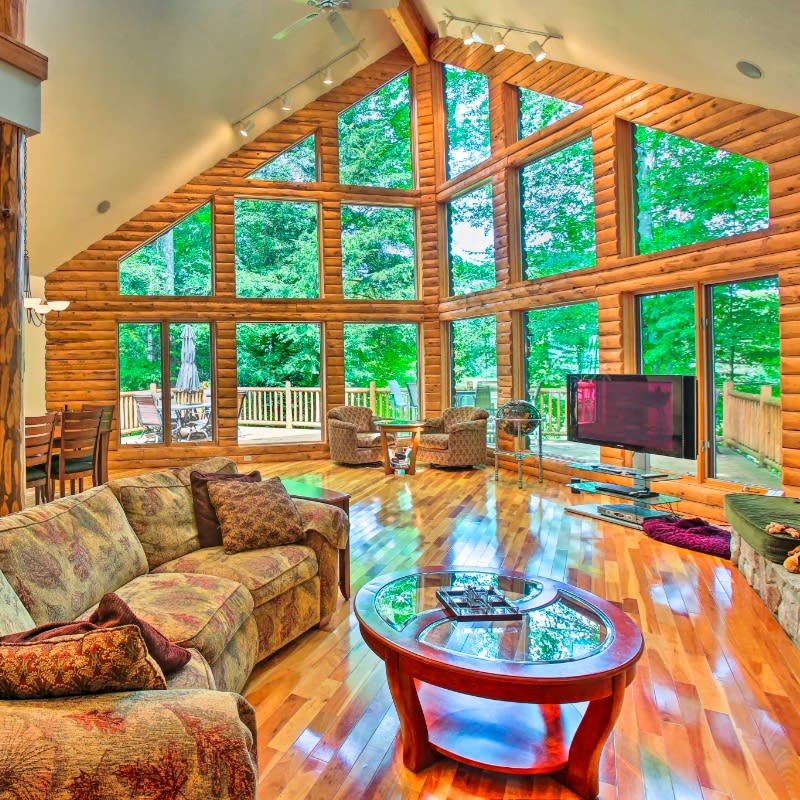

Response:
(348, 0), (400, 9)
(273, 12), (320, 40)
(327, 11), (356, 45)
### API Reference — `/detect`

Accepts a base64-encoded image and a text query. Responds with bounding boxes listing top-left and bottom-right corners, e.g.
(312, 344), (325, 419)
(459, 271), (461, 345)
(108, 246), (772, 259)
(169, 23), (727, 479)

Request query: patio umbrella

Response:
(174, 324), (200, 392)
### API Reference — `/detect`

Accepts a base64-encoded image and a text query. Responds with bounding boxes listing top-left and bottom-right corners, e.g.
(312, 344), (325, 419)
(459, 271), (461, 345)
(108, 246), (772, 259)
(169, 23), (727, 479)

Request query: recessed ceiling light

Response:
(736, 60), (763, 79)
(96, 200), (111, 214)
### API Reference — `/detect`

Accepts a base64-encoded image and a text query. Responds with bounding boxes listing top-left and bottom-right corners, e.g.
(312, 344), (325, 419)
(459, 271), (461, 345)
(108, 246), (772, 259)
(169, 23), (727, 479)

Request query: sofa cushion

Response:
(0, 568), (34, 637)
(208, 478), (304, 554)
(356, 432), (381, 448)
(107, 470), (199, 569)
(78, 572), (253, 665)
(166, 648), (216, 690)
(190, 469), (261, 548)
(0, 485), (148, 625)
(154, 544), (318, 608)
(171, 457), (238, 487)
(0, 625), (166, 699)
(420, 433), (450, 451)
(724, 493), (800, 563)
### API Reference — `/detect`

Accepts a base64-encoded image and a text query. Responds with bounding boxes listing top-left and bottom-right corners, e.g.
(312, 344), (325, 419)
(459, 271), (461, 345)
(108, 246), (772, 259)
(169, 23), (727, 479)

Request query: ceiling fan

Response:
(274, 0), (399, 46)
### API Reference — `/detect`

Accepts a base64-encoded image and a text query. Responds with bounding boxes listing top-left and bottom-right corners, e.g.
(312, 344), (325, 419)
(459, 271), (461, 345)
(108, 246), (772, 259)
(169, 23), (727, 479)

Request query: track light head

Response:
(238, 119), (254, 137)
(280, 93), (293, 112)
(461, 25), (473, 44)
(321, 66), (334, 85)
(528, 39), (547, 62)
(437, 18), (449, 37)
(492, 31), (506, 52)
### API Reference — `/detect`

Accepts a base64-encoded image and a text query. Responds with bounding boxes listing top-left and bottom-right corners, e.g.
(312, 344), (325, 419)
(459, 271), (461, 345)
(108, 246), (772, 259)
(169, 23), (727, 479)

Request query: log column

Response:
(0, 0), (27, 515)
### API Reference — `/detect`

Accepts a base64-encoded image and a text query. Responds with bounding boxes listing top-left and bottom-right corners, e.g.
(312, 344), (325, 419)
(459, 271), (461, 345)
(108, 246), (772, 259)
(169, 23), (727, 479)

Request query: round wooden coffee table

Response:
(355, 567), (643, 799)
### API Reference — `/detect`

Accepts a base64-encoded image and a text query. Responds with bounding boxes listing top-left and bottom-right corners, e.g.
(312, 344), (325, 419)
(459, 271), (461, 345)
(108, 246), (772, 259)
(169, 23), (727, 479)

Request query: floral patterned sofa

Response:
(0, 457), (349, 799)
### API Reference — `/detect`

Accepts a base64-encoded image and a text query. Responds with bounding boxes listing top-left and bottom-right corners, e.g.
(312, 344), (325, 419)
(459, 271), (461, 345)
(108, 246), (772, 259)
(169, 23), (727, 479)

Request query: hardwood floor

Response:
(244, 461), (800, 800)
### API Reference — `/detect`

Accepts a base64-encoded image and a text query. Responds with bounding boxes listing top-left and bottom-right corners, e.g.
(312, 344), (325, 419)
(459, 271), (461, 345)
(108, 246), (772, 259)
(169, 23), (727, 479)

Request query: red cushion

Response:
(190, 469), (262, 547)
(0, 593), (191, 675)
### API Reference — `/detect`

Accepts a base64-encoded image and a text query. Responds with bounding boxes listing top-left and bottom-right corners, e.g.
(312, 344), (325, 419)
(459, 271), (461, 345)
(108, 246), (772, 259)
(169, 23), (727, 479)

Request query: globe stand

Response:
(493, 401), (544, 488)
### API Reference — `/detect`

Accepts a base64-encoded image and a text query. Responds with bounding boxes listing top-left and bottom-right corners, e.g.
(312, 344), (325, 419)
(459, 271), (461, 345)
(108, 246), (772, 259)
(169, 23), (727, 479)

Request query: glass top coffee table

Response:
(355, 567), (644, 799)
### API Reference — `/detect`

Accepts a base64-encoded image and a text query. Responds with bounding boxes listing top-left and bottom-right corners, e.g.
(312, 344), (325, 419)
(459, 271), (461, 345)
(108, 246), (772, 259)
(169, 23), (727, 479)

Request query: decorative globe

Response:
(495, 400), (541, 436)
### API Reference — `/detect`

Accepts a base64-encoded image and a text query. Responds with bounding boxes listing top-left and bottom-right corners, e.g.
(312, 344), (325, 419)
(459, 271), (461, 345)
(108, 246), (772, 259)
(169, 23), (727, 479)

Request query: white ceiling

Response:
(26, 0), (800, 276)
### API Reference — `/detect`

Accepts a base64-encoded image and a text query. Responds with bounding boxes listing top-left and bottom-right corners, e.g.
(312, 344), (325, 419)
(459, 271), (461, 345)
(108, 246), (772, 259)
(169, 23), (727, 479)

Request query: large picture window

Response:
(338, 73), (413, 189)
(524, 302), (599, 462)
(633, 124), (769, 255)
(234, 198), (320, 298)
(518, 87), (581, 140)
(248, 134), (317, 182)
(520, 137), (596, 281)
(344, 323), (419, 420)
(447, 184), (495, 296)
(443, 65), (490, 179)
(120, 204), (212, 297)
(236, 323), (322, 444)
(341, 205), (416, 300)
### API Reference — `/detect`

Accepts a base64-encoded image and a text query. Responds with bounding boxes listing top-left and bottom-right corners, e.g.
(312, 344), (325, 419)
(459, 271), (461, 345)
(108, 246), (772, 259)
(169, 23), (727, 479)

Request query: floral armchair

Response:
(419, 407), (490, 467)
(327, 406), (393, 465)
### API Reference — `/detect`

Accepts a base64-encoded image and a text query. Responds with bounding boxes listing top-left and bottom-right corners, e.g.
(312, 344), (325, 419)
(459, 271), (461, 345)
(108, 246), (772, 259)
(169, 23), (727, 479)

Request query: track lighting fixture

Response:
(437, 14), (562, 61)
(321, 66), (334, 85)
(238, 120), (254, 137)
(280, 94), (293, 112)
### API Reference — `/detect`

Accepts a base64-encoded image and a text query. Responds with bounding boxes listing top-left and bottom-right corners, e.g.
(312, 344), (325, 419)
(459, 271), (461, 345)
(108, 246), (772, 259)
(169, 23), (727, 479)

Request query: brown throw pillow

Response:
(207, 477), (304, 554)
(190, 470), (262, 547)
(0, 593), (191, 675)
(0, 625), (166, 699)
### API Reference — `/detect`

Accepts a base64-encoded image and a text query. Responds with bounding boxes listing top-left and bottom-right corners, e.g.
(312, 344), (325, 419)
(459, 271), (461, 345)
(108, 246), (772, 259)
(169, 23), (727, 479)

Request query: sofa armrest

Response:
(294, 498), (349, 550)
(422, 417), (444, 433)
(0, 688), (257, 799)
(327, 418), (357, 433)
(450, 420), (487, 433)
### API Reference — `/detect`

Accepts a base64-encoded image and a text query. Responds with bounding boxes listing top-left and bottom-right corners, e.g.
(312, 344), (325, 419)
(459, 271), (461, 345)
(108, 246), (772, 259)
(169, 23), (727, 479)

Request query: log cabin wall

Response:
(45, 38), (800, 518)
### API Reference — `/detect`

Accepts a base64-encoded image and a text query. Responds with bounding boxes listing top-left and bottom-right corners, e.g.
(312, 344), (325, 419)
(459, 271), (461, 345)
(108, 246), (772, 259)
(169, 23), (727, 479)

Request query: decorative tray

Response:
(436, 585), (522, 622)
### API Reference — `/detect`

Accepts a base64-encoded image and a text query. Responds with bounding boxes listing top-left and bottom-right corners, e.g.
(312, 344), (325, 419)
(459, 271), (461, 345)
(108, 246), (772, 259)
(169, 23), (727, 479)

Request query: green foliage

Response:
(520, 137), (596, 280)
(237, 323), (321, 387)
(120, 204), (212, 296)
(444, 65), (490, 178)
(339, 73), (413, 189)
(448, 183), (495, 295)
(525, 303), (598, 390)
(639, 290), (697, 376)
(451, 316), (496, 385)
(634, 125), (769, 255)
(168, 323), (211, 385)
(234, 198), (319, 298)
(118, 323), (162, 392)
(518, 88), (581, 139)
(344, 323), (418, 387)
(248, 135), (317, 182)
(342, 205), (416, 300)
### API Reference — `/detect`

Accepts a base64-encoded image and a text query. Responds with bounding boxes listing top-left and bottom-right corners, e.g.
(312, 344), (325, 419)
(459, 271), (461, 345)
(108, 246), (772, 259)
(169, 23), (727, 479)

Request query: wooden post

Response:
(0, 0), (26, 516)
(369, 380), (377, 413)
(721, 381), (734, 448)
(759, 385), (772, 466)
(285, 381), (293, 430)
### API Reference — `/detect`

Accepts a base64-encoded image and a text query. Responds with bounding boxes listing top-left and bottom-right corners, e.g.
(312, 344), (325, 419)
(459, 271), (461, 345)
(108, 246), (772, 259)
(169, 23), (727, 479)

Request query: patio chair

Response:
(50, 408), (102, 498)
(25, 413), (57, 504)
(406, 381), (419, 418)
(327, 405), (394, 465)
(81, 403), (115, 484)
(388, 380), (410, 417)
(419, 406), (490, 468)
(133, 391), (166, 442)
(474, 383), (494, 413)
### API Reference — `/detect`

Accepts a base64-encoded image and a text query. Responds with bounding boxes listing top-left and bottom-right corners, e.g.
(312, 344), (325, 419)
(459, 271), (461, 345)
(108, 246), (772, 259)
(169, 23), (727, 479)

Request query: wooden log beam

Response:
(385, 0), (429, 66)
(0, 0), (25, 515)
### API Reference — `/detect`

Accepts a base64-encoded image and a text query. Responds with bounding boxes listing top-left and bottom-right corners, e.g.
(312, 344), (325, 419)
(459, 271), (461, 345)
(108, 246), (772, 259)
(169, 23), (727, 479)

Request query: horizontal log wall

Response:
(45, 37), (800, 517)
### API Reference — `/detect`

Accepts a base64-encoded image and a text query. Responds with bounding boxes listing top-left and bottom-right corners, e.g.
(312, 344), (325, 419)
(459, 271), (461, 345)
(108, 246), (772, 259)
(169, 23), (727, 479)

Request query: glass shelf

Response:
(569, 480), (680, 506)
(568, 462), (683, 483)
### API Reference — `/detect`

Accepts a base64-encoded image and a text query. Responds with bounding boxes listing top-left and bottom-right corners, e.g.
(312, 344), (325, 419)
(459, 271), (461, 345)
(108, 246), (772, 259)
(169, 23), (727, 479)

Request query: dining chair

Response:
(81, 403), (115, 484)
(50, 408), (102, 498)
(25, 413), (57, 504)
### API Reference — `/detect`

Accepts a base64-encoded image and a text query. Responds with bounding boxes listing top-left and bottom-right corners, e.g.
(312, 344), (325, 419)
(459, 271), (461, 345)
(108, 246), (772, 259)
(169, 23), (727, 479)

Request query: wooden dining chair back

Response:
(51, 408), (102, 498)
(81, 403), (115, 485)
(25, 413), (57, 504)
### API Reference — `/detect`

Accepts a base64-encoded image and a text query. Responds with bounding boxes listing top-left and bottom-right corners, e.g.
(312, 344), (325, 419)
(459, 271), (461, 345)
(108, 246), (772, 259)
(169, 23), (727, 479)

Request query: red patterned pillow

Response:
(1, 593), (191, 675)
(0, 625), (166, 699)
(207, 477), (304, 554)
(190, 470), (262, 547)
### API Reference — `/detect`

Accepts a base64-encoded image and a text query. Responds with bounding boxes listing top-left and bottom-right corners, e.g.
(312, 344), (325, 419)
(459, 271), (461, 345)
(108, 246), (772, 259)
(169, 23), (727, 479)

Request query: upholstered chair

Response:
(419, 407), (490, 467)
(327, 406), (394, 465)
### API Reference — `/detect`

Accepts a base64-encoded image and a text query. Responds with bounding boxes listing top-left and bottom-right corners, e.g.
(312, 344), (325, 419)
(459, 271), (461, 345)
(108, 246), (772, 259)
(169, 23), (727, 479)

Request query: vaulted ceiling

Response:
(26, 0), (800, 277)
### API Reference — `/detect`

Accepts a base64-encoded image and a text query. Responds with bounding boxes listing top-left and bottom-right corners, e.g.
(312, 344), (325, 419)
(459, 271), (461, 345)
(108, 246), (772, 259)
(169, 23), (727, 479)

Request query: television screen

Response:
(566, 374), (696, 460)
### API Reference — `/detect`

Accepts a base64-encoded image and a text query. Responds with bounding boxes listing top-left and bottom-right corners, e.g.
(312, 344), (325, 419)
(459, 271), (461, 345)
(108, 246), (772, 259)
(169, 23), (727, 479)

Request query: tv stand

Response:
(566, 454), (681, 530)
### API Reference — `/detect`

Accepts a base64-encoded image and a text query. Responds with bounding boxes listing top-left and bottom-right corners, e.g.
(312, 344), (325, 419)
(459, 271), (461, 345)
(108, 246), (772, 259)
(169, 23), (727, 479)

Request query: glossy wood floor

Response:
(243, 462), (800, 800)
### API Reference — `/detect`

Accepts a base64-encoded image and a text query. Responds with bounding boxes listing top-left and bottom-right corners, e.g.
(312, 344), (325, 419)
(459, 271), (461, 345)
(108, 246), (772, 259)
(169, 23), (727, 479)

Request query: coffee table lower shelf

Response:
(418, 683), (582, 775)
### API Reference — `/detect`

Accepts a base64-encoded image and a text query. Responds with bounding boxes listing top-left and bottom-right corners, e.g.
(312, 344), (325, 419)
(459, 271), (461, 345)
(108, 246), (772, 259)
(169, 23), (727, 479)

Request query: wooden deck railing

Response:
(721, 382), (781, 467)
(119, 381), (416, 434)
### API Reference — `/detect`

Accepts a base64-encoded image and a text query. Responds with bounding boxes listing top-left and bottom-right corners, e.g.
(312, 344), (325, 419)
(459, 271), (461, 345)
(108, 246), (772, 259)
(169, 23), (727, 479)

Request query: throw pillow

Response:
(208, 477), (304, 554)
(0, 625), (166, 699)
(190, 469), (262, 547)
(0, 593), (191, 675)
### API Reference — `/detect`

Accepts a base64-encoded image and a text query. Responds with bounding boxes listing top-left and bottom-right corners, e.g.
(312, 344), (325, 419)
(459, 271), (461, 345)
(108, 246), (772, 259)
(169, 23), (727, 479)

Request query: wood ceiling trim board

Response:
(0, 29), (46, 80)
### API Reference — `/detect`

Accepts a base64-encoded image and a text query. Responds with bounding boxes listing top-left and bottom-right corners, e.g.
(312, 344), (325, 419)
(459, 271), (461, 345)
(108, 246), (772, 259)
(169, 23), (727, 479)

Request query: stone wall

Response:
(731, 530), (800, 646)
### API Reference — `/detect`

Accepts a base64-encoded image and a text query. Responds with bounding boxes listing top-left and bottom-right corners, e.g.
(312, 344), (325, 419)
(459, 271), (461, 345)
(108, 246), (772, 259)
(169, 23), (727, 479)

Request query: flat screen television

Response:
(566, 374), (697, 460)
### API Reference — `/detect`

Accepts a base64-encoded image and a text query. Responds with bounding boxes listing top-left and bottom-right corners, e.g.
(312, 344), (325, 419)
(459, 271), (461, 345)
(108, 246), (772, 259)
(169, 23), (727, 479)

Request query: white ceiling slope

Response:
(27, 0), (800, 276)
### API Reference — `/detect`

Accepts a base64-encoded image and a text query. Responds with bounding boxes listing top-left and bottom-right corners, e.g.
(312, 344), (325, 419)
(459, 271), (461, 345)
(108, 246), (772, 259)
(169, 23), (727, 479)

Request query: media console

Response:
(566, 454), (682, 530)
